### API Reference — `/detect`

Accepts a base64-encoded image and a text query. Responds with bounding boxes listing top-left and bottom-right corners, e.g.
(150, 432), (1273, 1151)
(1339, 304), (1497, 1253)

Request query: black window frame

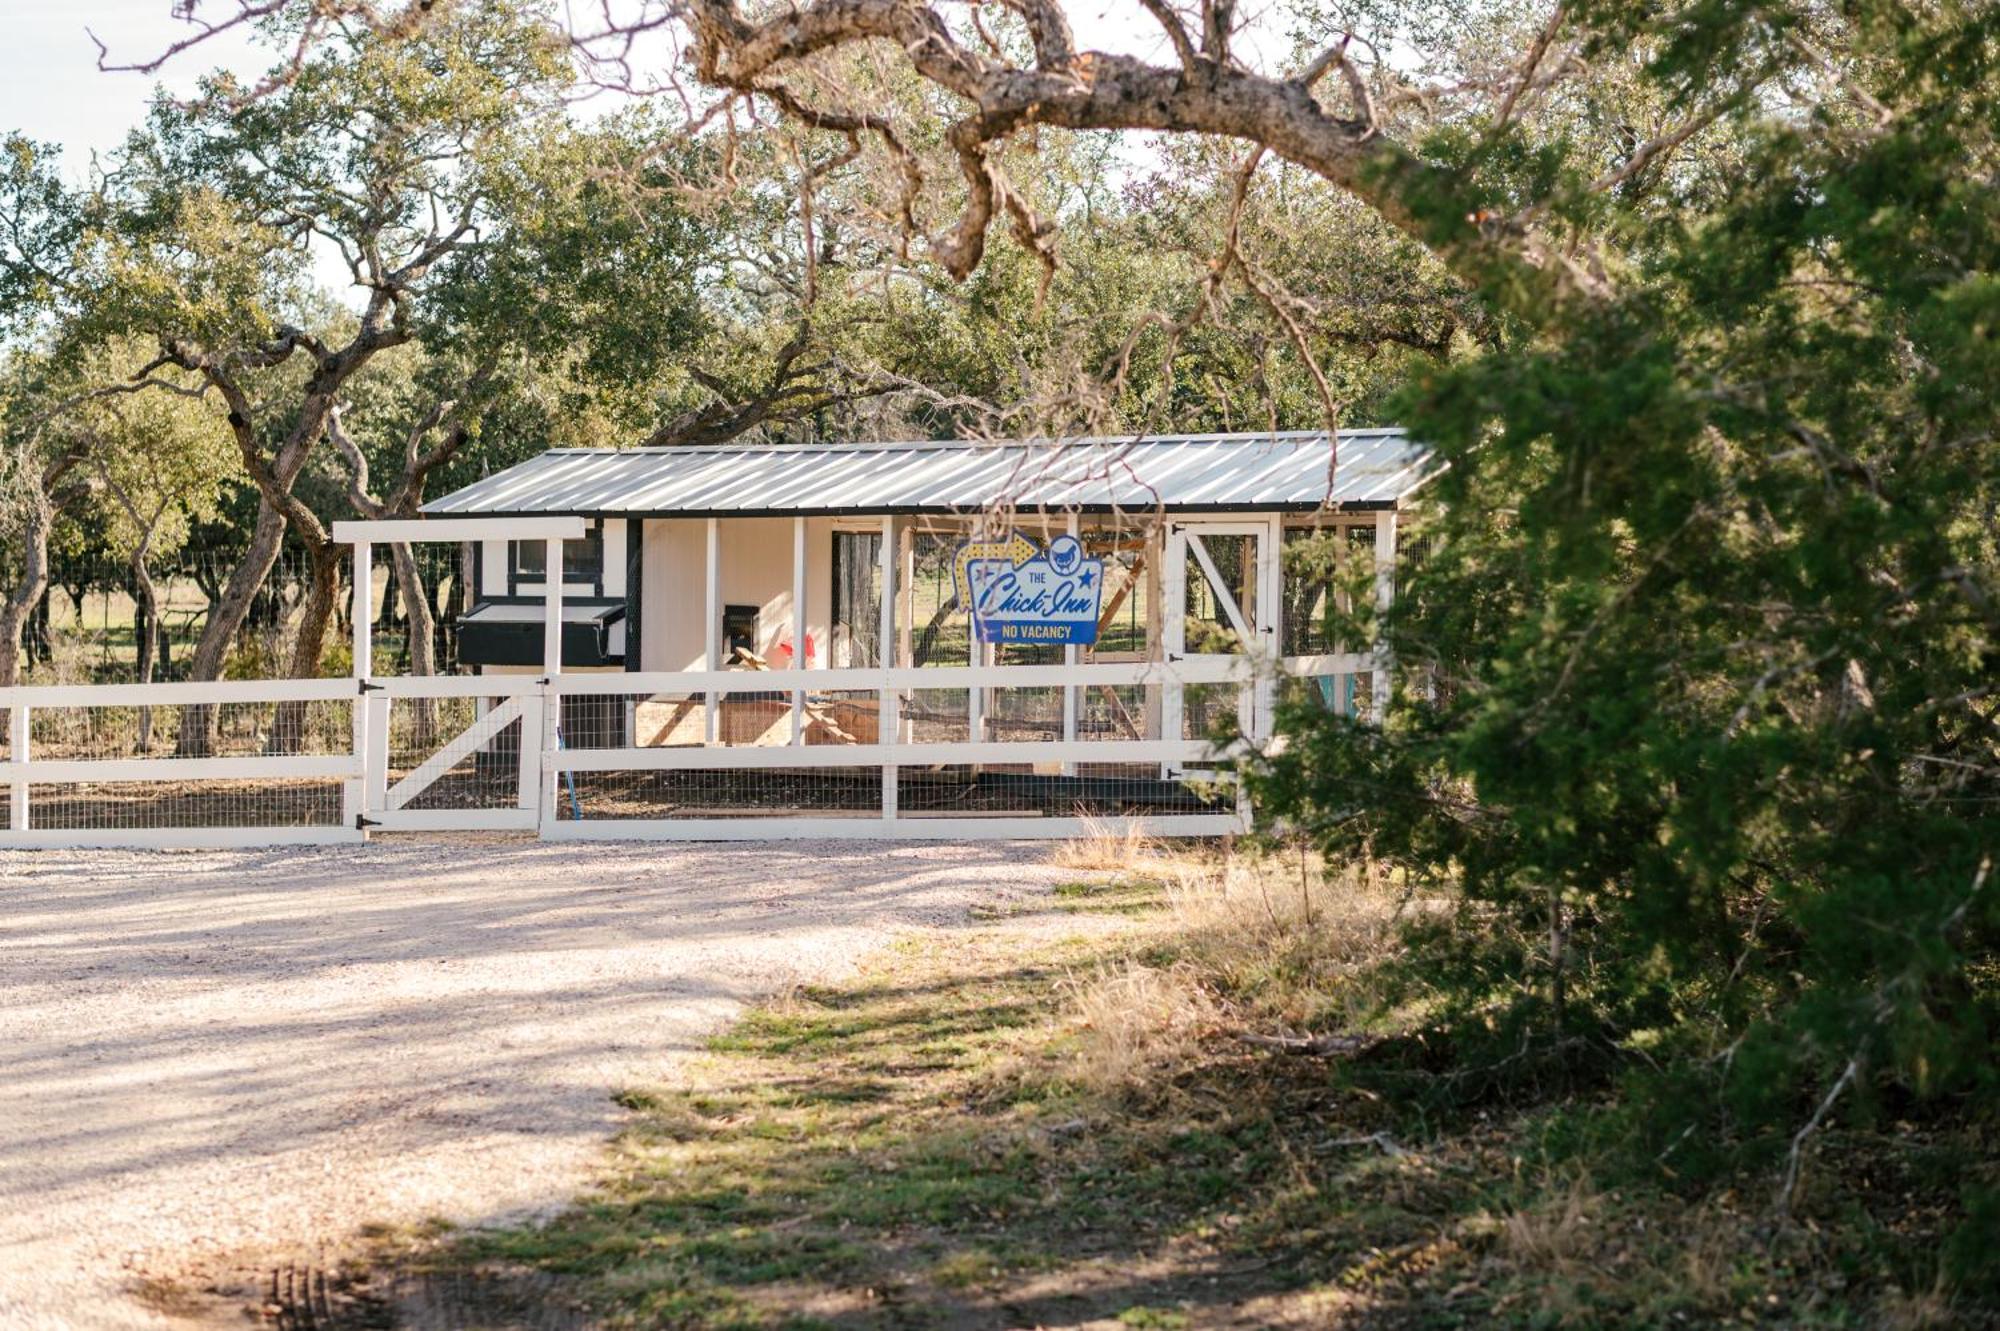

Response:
(508, 520), (606, 596)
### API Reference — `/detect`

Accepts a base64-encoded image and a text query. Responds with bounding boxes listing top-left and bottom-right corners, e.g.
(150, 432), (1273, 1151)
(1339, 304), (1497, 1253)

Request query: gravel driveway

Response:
(0, 838), (1062, 1329)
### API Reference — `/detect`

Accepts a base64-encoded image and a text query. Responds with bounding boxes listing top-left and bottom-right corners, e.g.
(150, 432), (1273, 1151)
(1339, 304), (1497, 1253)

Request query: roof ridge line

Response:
(536, 428), (1404, 456)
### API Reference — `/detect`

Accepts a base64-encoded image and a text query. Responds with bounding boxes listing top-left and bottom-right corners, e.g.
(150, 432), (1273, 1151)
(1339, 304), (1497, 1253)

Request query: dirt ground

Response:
(0, 836), (1067, 1330)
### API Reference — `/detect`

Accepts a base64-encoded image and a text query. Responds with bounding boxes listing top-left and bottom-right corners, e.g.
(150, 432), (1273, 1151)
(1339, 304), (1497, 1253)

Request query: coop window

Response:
(722, 603), (760, 663)
(510, 523), (603, 589)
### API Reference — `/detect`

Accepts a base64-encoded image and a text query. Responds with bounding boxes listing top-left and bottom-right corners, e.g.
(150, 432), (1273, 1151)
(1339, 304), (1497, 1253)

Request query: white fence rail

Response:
(1, 678), (365, 849)
(0, 654), (1373, 848)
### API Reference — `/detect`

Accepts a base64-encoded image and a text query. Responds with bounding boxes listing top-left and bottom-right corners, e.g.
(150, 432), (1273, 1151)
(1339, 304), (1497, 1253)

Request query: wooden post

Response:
(1144, 521), (1164, 743)
(9, 701), (28, 832)
(791, 515), (806, 745)
(541, 534), (564, 824)
(1061, 510), (1079, 775)
(879, 514), (898, 820)
(542, 537), (563, 676)
(351, 540), (374, 680)
(704, 517), (720, 743)
(348, 540), (372, 833)
(897, 521), (914, 741)
(1371, 510), (1397, 724)
(967, 517), (985, 744)
(1161, 522), (1186, 774)
(1254, 516), (1281, 744)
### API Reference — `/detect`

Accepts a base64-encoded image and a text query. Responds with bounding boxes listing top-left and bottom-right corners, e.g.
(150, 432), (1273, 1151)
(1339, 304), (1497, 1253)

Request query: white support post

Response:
(791, 516), (806, 745)
(10, 702), (28, 832)
(1371, 510), (1398, 724)
(364, 686), (392, 816)
(520, 691), (548, 819)
(879, 514), (899, 820)
(1161, 522), (1187, 772)
(1061, 510), (1079, 775)
(542, 534), (564, 822)
(348, 540), (372, 833)
(704, 517), (720, 743)
(968, 520), (985, 744)
(1253, 516), (1281, 745)
(351, 540), (373, 680)
(542, 537), (564, 676)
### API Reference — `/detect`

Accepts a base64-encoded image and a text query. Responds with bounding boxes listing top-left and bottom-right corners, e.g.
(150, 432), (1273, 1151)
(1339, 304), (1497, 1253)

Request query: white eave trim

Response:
(330, 516), (587, 544)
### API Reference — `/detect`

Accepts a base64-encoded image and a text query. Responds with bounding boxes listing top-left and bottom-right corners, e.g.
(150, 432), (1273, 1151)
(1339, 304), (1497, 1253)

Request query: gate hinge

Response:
(355, 813), (381, 830)
(357, 679), (384, 694)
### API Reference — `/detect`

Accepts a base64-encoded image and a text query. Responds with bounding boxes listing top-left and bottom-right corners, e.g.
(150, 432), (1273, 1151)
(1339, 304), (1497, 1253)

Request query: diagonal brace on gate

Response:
(385, 696), (527, 811)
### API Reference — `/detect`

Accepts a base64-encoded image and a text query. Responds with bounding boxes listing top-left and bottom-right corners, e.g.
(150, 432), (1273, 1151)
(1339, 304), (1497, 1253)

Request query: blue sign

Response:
(953, 532), (1105, 646)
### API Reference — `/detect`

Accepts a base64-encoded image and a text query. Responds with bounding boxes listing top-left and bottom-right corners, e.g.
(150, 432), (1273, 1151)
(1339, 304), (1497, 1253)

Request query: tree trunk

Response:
(177, 499), (289, 756)
(131, 557), (162, 752)
(25, 589), (51, 668)
(0, 486), (60, 749)
(389, 541), (439, 748)
(267, 537), (340, 754)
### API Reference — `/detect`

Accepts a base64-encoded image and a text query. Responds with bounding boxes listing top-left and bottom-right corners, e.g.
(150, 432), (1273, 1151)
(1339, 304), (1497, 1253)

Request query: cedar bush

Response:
(1251, 0), (1998, 1243)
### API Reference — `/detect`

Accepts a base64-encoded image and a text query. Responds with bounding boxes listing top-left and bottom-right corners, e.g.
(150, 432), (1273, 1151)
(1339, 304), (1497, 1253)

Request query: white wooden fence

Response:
(0, 654), (1373, 848)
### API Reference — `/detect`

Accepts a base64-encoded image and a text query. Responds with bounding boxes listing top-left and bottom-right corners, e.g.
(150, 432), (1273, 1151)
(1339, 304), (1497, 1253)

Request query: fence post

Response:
(879, 514), (899, 822)
(703, 519), (720, 743)
(791, 516), (807, 744)
(1061, 510), (1079, 776)
(347, 540), (372, 836)
(524, 687), (551, 831)
(363, 688), (391, 818)
(1371, 511), (1397, 724)
(10, 702), (28, 832)
(1161, 523), (1187, 775)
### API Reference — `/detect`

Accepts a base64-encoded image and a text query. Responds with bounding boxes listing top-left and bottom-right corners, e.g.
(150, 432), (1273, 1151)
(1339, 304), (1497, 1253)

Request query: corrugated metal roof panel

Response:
(423, 430), (1437, 517)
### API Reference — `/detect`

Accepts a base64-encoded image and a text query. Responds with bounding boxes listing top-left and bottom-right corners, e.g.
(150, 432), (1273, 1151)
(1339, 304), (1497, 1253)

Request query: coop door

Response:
(1165, 521), (1278, 752)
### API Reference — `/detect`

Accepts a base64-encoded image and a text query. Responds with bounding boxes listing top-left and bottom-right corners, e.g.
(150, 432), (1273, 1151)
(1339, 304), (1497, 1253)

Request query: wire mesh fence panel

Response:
(982, 685), (1065, 742)
(896, 765), (1233, 818)
(384, 694), (524, 812)
(1278, 672), (1365, 716)
(900, 688), (970, 743)
(28, 699), (352, 760)
(801, 690), (883, 746)
(1078, 683), (1150, 741)
(25, 780), (345, 831)
(1180, 682), (1245, 743)
(563, 767), (886, 820)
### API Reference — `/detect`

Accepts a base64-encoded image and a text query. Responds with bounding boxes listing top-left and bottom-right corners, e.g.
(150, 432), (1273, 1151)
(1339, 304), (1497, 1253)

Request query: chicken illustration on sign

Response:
(952, 532), (1104, 646)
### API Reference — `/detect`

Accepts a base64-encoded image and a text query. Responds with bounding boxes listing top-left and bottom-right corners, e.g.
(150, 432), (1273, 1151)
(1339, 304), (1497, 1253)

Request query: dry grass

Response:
(1500, 1173), (1599, 1272)
(1061, 959), (1219, 1094)
(1045, 814), (1179, 873)
(1053, 839), (1417, 1095)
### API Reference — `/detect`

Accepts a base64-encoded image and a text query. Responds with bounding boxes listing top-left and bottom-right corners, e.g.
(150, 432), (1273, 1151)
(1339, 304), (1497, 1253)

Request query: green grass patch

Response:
(390, 871), (1988, 1329)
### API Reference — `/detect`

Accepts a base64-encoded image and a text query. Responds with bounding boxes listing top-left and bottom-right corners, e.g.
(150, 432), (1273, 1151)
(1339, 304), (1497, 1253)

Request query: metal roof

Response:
(423, 429), (1436, 519)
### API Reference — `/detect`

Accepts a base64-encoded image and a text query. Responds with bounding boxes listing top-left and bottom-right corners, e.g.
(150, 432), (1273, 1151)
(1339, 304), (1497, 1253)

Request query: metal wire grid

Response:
(384, 694), (524, 812)
(563, 767), (885, 820)
(545, 674), (1240, 823)
(27, 699), (352, 760)
(8, 698), (353, 833)
(896, 765), (1232, 818)
(556, 765), (1232, 822)
(24, 780), (344, 831)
